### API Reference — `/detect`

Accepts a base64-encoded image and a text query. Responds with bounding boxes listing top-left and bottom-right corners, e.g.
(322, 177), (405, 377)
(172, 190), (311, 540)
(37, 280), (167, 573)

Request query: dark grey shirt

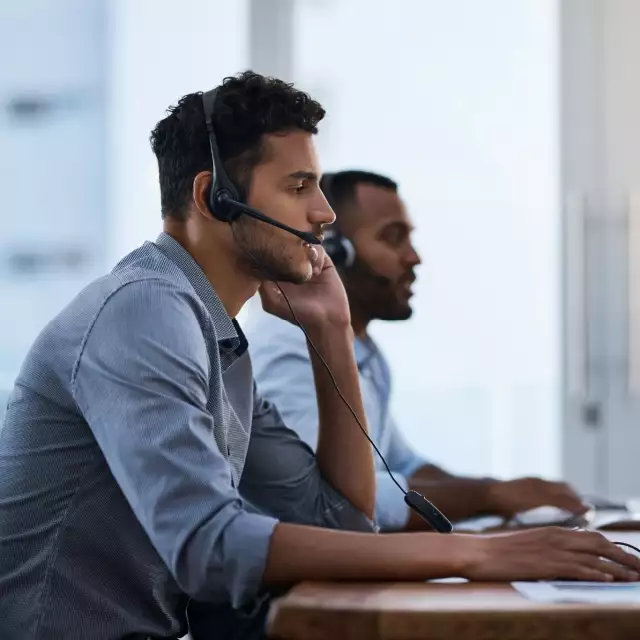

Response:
(0, 233), (374, 640)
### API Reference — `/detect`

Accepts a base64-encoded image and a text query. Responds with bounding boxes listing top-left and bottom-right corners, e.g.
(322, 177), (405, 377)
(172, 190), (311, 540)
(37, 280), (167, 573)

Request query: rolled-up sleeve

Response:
(71, 279), (279, 608)
(239, 385), (377, 532)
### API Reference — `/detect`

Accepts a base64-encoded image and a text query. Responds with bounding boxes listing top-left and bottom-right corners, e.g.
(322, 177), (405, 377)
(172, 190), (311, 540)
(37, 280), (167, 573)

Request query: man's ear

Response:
(192, 171), (213, 220)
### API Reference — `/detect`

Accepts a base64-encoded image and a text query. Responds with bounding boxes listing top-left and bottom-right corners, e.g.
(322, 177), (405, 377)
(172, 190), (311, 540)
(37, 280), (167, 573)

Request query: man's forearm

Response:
(306, 324), (375, 519)
(262, 521), (640, 588)
(407, 465), (496, 528)
(263, 522), (470, 586)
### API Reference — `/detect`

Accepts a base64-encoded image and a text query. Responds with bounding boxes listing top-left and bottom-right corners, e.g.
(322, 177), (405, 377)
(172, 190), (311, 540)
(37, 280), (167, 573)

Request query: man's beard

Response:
(231, 216), (310, 284)
(342, 257), (414, 322)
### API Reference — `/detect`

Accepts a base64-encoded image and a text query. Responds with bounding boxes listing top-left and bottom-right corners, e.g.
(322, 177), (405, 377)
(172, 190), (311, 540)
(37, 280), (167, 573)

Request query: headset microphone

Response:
(218, 193), (321, 245)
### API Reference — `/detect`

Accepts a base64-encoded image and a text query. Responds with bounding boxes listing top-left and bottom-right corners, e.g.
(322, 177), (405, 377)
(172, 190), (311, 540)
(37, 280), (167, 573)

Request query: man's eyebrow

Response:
(379, 220), (415, 233)
(288, 171), (318, 181)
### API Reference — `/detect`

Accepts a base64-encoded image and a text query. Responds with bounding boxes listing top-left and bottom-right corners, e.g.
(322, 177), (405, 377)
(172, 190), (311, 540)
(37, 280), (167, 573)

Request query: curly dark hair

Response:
(149, 70), (326, 220)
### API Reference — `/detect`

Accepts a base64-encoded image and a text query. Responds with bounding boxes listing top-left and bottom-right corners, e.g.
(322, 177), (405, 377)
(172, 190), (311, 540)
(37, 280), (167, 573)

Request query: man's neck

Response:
(349, 302), (370, 339)
(164, 223), (259, 319)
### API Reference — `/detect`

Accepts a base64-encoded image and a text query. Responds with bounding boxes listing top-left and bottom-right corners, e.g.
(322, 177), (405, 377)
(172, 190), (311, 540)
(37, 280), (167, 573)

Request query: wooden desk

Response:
(267, 581), (640, 639)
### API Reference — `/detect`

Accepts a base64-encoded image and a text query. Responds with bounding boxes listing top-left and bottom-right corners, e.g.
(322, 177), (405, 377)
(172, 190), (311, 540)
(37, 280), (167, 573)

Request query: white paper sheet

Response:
(513, 581), (640, 604)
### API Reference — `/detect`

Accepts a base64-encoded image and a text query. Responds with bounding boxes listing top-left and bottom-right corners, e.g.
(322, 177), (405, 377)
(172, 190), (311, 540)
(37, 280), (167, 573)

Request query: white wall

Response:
(105, 0), (249, 263)
(562, 0), (640, 498)
(294, 0), (561, 478)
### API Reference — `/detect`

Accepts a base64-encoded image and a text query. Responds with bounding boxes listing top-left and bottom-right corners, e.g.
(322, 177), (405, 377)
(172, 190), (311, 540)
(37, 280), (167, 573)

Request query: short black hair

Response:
(321, 170), (397, 217)
(150, 70), (326, 220)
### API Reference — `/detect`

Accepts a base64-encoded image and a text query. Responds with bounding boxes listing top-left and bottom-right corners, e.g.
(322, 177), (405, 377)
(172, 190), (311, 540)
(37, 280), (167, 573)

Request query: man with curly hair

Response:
(1, 71), (639, 640)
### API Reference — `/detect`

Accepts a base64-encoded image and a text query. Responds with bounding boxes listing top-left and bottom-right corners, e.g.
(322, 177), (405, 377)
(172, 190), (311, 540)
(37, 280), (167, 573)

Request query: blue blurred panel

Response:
(0, 0), (106, 383)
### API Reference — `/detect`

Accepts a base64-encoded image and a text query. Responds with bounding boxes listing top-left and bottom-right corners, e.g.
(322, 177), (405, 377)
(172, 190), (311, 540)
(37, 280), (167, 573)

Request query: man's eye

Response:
(382, 229), (404, 246)
(293, 184), (305, 193)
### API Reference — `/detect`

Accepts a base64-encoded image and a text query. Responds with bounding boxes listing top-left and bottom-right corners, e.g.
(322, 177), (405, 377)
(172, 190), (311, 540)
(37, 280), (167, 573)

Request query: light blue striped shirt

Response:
(0, 233), (374, 640)
(246, 307), (427, 531)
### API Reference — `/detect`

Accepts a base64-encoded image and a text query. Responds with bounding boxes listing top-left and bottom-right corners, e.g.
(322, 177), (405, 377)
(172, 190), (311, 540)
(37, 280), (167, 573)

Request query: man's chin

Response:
(378, 304), (413, 322)
(259, 261), (310, 285)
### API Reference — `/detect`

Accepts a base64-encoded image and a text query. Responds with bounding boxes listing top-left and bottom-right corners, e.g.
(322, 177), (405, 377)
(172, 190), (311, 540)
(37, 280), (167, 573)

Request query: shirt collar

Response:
(154, 232), (247, 357)
(354, 335), (378, 371)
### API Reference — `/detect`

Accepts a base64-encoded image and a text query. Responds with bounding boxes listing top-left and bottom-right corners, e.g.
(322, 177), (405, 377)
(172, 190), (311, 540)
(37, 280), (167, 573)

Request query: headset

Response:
(200, 88), (452, 534)
(201, 88), (320, 246)
(319, 173), (356, 268)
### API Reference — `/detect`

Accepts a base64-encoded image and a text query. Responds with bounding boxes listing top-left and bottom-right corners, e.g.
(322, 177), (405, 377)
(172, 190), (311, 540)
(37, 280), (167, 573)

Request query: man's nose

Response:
(405, 244), (422, 267)
(309, 202), (336, 227)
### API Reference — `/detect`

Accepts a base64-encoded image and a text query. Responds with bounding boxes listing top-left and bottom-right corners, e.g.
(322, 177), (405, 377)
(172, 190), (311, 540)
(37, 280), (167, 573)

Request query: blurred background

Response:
(1, 0), (639, 499)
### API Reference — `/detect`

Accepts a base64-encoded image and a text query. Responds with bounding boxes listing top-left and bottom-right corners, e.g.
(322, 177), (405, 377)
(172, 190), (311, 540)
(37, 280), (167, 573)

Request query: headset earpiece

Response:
(208, 185), (240, 223)
(323, 228), (356, 268)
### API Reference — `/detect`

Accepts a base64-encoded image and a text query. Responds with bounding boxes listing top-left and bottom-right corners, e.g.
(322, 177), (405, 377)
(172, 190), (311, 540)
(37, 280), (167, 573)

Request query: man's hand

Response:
(259, 247), (375, 519)
(463, 527), (640, 582)
(485, 477), (588, 518)
(259, 248), (350, 330)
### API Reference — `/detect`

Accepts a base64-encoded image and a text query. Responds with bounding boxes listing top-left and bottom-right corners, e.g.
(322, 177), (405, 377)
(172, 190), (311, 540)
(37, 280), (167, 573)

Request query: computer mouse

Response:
(510, 506), (586, 528)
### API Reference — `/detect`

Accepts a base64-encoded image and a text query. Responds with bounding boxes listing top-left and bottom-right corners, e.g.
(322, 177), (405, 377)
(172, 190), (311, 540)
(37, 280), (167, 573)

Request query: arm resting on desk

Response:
(408, 465), (587, 528)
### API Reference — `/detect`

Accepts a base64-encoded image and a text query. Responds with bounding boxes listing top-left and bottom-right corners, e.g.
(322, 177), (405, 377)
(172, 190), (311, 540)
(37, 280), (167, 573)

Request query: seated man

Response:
(247, 169), (587, 532)
(1, 78), (636, 640)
